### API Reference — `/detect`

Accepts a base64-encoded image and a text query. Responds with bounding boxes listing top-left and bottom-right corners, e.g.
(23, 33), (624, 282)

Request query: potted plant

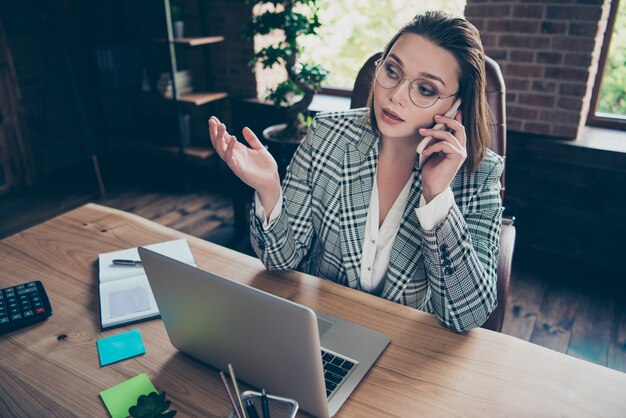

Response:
(246, 0), (328, 174)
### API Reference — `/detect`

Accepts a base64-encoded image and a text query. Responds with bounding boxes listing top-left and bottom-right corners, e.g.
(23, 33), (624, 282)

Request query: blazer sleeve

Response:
(249, 118), (318, 270)
(421, 157), (504, 332)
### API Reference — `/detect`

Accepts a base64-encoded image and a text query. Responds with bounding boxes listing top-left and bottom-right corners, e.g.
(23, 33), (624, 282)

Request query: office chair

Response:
(350, 53), (516, 333)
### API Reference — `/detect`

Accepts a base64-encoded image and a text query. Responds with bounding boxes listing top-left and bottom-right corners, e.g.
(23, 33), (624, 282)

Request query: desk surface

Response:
(1, 203), (625, 417)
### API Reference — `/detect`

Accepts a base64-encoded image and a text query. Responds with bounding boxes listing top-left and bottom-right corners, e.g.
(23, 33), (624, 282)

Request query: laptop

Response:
(138, 247), (390, 418)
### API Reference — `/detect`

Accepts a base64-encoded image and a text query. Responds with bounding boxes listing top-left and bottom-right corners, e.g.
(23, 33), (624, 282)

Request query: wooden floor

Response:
(1, 164), (625, 374)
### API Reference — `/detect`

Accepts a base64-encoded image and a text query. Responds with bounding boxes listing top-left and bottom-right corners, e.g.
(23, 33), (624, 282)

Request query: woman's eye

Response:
(385, 64), (400, 79)
(415, 83), (436, 97)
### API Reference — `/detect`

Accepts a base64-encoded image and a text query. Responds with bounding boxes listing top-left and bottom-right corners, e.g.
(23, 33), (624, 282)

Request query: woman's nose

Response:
(389, 79), (409, 107)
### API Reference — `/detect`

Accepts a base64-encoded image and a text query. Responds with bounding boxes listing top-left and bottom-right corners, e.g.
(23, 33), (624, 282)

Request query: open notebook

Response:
(98, 239), (196, 330)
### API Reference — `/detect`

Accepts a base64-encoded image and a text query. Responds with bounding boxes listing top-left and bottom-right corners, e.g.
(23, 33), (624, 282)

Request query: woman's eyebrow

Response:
(388, 53), (447, 87)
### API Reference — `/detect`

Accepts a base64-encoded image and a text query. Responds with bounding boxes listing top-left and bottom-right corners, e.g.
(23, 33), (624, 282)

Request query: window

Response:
(588, 0), (626, 130)
(253, 0), (466, 99)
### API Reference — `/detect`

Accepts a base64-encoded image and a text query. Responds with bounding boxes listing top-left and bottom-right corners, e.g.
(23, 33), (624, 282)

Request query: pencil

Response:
(219, 370), (242, 418)
(228, 363), (248, 418)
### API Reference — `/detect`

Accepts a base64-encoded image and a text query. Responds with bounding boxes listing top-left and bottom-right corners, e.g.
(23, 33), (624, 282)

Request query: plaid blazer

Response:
(250, 108), (504, 331)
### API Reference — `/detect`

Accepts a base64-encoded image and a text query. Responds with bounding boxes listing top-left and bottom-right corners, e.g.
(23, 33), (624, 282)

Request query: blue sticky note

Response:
(97, 329), (146, 366)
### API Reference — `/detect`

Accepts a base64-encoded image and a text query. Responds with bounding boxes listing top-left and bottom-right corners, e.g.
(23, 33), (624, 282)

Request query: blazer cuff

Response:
(415, 187), (455, 230)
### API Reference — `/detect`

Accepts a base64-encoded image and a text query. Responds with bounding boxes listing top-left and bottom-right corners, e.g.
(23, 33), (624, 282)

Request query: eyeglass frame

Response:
(374, 58), (458, 108)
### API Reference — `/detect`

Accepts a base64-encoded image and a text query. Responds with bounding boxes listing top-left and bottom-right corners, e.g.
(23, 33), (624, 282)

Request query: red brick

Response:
(487, 20), (540, 33)
(532, 80), (557, 93)
(506, 92), (517, 103)
(540, 21), (568, 35)
(465, 4), (512, 18)
(510, 50), (535, 62)
(546, 5), (602, 21)
(559, 83), (587, 96)
(486, 49), (508, 61)
(539, 109), (581, 125)
(536, 51), (563, 64)
(557, 96), (584, 111)
(508, 105), (539, 120)
(499, 34), (551, 49)
(481, 33), (498, 47)
(569, 21), (599, 37)
(552, 36), (595, 51)
(505, 63), (544, 78)
(513, 5), (544, 19)
(469, 18), (487, 31)
(524, 122), (552, 135)
(519, 93), (556, 108)
(507, 77), (531, 91)
(544, 66), (589, 81)
(564, 53), (592, 67)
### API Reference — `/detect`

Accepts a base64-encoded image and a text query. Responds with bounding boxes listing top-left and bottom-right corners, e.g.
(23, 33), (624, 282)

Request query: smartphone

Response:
(416, 98), (462, 169)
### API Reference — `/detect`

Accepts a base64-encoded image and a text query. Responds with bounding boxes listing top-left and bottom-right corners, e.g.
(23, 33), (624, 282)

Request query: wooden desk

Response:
(1, 203), (625, 417)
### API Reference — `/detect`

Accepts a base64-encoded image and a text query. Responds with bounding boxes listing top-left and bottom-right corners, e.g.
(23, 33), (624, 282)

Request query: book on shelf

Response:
(98, 239), (196, 330)
(157, 70), (193, 98)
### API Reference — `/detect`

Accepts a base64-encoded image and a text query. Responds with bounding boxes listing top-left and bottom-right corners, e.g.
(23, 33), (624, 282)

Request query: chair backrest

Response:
(350, 53), (506, 200)
(350, 53), (513, 333)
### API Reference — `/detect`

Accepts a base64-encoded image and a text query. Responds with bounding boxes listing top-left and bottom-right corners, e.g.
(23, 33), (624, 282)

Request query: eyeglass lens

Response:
(376, 60), (441, 108)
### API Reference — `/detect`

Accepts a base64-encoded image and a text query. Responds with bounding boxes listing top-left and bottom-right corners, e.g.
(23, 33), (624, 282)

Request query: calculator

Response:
(0, 281), (53, 334)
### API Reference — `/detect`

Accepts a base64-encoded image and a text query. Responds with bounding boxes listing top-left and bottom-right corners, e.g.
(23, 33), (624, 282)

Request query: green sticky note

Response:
(97, 329), (146, 366)
(100, 373), (157, 418)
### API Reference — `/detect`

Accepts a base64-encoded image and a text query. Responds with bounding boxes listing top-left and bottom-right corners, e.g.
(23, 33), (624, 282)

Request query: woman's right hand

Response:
(208, 116), (281, 211)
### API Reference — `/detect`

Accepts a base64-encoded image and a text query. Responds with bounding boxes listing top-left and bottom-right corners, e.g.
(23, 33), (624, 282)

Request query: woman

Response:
(208, 11), (503, 332)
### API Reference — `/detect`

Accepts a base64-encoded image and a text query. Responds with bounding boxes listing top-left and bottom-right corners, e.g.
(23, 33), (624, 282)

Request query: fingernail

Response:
(419, 128), (426, 132)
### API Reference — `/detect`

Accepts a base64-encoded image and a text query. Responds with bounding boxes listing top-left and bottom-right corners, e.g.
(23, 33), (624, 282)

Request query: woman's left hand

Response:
(419, 111), (466, 203)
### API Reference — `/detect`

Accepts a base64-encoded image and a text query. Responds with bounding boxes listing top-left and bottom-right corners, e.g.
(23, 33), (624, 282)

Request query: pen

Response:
(245, 398), (260, 418)
(219, 371), (242, 418)
(112, 259), (143, 266)
(261, 388), (270, 418)
(228, 363), (248, 418)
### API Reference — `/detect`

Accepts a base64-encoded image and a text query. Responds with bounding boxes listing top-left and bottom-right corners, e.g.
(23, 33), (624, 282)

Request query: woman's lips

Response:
(381, 108), (405, 125)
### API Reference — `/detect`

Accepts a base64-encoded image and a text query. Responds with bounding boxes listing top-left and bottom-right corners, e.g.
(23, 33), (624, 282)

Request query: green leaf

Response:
(128, 391), (177, 418)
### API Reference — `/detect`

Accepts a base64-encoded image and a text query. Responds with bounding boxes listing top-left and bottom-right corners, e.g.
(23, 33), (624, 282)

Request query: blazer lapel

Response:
(382, 167), (424, 302)
(339, 127), (378, 289)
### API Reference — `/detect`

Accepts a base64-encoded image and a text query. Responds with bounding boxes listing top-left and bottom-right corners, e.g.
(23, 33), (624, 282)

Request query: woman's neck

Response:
(379, 135), (422, 167)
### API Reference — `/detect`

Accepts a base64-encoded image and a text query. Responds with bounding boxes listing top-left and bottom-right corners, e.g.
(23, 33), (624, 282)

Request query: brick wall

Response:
(465, 0), (611, 139)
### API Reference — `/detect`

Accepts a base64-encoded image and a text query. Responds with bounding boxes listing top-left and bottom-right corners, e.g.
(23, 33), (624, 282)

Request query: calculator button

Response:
(34, 301), (42, 308)
(23, 310), (34, 317)
(10, 308), (19, 315)
(32, 296), (40, 303)
(11, 313), (22, 321)
(16, 285), (25, 291)
(0, 317), (9, 325)
(35, 307), (46, 315)
(26, 282), (36, 288)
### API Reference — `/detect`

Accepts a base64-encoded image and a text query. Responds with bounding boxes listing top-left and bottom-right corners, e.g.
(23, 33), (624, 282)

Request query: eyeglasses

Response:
(374, 59), (457, 108)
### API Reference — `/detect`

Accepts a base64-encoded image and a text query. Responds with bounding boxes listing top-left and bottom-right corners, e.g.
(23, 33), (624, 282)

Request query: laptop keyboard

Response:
(321, 350), (355, 398)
